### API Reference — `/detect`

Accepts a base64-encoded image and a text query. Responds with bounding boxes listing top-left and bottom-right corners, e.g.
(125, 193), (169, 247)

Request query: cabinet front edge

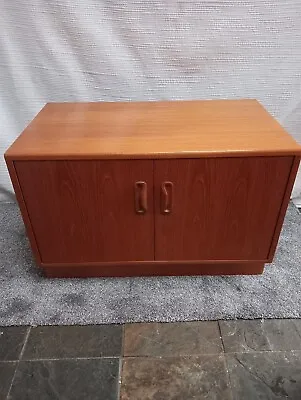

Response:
(5, 151), (301, 161)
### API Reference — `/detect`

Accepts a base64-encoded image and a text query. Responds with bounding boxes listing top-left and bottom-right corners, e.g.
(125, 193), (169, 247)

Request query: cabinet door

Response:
(154, 157), (293, 261)
(15, 160), (154, 263)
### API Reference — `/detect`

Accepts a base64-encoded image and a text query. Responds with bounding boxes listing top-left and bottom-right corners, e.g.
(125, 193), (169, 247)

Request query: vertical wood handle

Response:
(135, 181), (147, 214)
(161, 181), (173, 214)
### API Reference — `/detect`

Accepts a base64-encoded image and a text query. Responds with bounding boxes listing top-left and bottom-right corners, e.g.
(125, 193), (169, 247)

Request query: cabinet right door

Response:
(154, 157), (293, 261)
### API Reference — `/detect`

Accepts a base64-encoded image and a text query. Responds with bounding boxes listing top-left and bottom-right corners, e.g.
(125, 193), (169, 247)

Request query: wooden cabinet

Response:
(5, 100), (301, 277)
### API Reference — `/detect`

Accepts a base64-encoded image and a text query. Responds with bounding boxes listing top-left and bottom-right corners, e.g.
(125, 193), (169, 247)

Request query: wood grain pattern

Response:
(267, 156), (301, 261)
(154, 157), (293, 261)
(42, 262), (265, 278)
(14, 160), (154, 263)
(5, 100), (301, 160)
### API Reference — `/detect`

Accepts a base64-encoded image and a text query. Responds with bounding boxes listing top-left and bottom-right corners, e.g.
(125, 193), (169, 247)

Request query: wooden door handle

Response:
(135, 181), (147, 214)
(161, 181), (173, 214)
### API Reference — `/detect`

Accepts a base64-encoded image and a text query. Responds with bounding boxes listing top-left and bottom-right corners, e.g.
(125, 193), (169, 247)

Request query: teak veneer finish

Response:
(154, 157), (293, 261)
(14, 160), (154, 263)
(5, 100), (301, 159)
(5, 100), (301, 278)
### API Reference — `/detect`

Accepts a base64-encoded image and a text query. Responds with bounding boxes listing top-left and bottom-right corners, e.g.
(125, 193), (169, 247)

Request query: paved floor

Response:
(1, 320), (301, 399)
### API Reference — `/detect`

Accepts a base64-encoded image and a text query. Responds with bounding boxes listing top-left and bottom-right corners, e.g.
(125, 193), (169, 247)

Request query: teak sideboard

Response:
(5, 100), (301, 278)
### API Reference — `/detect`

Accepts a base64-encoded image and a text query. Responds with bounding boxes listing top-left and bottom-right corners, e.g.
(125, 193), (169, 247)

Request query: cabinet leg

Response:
(242, 262), (265, 275)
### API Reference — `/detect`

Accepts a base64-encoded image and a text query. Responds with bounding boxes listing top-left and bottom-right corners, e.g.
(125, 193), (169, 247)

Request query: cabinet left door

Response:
(14, 160), (154, 264)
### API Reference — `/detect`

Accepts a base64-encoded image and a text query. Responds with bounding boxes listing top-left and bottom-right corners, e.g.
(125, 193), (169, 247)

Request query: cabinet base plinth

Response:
(42, 262), (265, 278)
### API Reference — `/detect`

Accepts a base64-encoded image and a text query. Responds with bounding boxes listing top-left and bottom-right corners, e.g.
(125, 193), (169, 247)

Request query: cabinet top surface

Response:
(5, 100), (301, 159)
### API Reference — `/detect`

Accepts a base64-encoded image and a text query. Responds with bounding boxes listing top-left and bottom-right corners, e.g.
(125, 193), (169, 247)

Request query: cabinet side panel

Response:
(4, 158), (42, 264)
(268, 156), (300, 261)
